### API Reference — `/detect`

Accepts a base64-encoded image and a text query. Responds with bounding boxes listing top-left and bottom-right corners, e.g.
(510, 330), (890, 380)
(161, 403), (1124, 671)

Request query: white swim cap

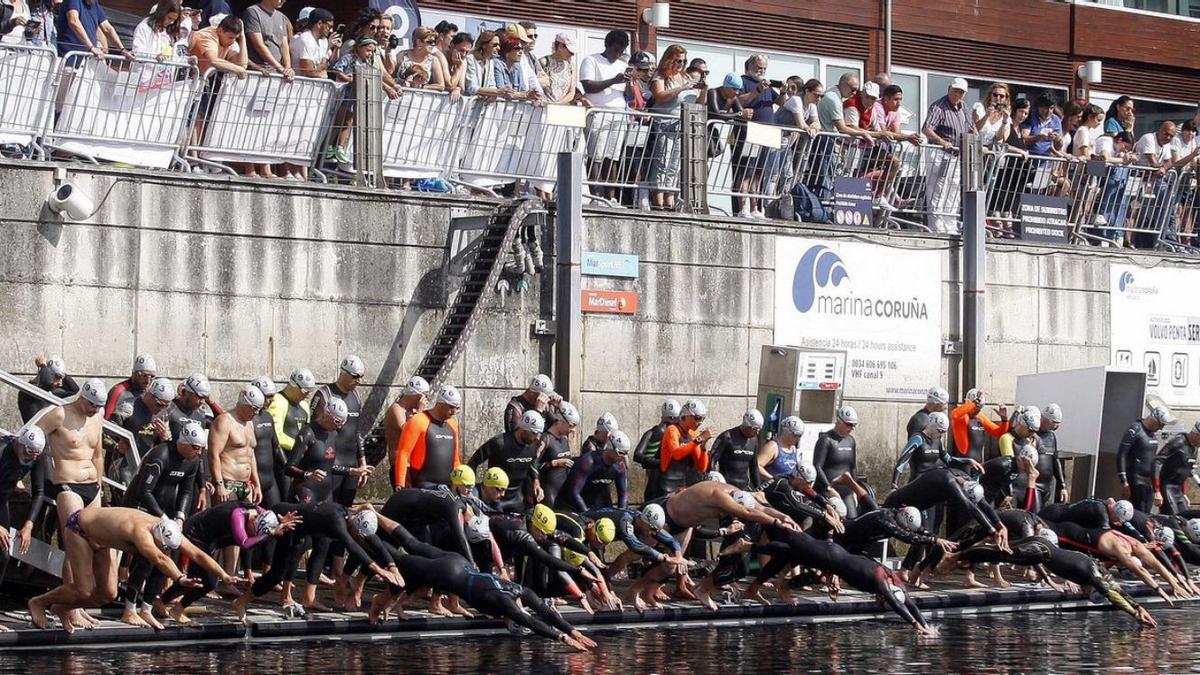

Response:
(179, 421), (209, 449)
(149, 377), (176, 403)
(1017, 446), (1039, 468)
(402, 375), (431, 396)
(661, 399), (682, 419)
(81, 378), (107, 407)
(596, 412), (619, 435)
(828, 494), (848, 518)
(780, 416), (805, 437)
(1020, 406), (1041, 431)
(183, 373), (211, 398)
(239, 385), (265, 410)
(529, 374), (554, 395)
(836, 406), (859, 425)
(45, 356), (66, 380)
(732, 490), (757, 509)
(927, 387), (950, 405)
(350, 509), (379, 537)
(466, 515), (492, 543)
(289, 368), (317, 391)
(1044, 403), (1063, 424)
(518, 410), (546, 434)
(642, 503), (666, 530)
(794, 463), (817, 484)
(704, 471), (726, 484)
(17, 425), (46, 454)
(607, 430), (631, 456)
(325, 397), (349, 423)
(251, 375), (278, 397)
(1186, 518), (1200, 543)
(154, 516), (183, 550)
(133, 353), (158, 373)
(1037, 527), (1059, 547)
(255, 510), (280, 536)
(681, 399), (708, 419)
(888, 584), (907, 604)
(898, 506), (922, 531)
(742, 409), (764, 430)
(1150, 406), (1176, 426)
(1113, 500), (1134, 524)
(436, 385), (463, 408)
(925, 411), (950, 434)
(965, 388), (984, 404)
(963, 480), (984, 504)
(1159, 525), (1176, 547)
(557, 402), (581, 427)
(340, 355), (366, 378)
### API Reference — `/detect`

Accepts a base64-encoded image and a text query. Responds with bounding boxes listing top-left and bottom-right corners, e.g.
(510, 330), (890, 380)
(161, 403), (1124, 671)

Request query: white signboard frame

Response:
(774, 238), (943, 401)
(1109, 264), (1200, 407)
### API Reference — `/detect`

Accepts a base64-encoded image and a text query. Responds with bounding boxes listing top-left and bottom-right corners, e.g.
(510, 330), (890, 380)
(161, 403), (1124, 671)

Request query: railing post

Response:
(555, 151), (584, 405)
(354, 63), (384, 188)
(679, 102), (709, 215)
(960, 135), (986, 395)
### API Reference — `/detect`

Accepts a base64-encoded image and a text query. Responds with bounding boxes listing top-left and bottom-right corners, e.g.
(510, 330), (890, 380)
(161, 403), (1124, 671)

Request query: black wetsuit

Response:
(469, 432), (543, 513)
(502, 395), (541, 435)
(892, 432), (955, 487)
(882, 468), (998, 535)
(251, 501), (377, 593)
(1116, 420), (1159, 513)
(813, 430), (858, 517)
(538, 432), (574, 507)
(710, 426), (760, 490)
(380, 486), (475, 567)
(1034, 428), (1067, 510)
(759, 476), (831, 529)
(0, 436), (48, 587)
(1040, 499), (1117, 553)
(980, 456), (1034, 510)
(633, 422), (670, 502)
(17, 367), (78, 423)
(165, 400), (213, 487)
(487, 516), (584, 582)
(557, 450), (628, 512)
(311, 383), (365, 507)
(582, 507), (681, 561)
(835, 492), (940, 556)
(284, 424), (340, 503)
(251, 410), (286, 508)
(120, 396), (165, 459)
(1155, 433), (1199, 516)
(160, 500), (269, 608)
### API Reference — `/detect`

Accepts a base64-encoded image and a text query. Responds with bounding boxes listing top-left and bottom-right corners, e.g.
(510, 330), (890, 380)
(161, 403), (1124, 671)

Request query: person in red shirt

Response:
(843, 80), (879, 131)
(657, 399), (712, 496)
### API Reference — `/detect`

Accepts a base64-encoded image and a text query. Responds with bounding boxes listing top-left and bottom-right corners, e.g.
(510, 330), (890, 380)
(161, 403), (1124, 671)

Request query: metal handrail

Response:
(0, 369), (140, 492)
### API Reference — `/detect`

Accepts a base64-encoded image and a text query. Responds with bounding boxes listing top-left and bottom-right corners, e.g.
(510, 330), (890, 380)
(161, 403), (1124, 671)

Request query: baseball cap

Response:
(950, 77), (969, 92)
(631, 51), (654, 69)
(861, 81), (880, 99)
(506, 23), (533, 44)
(308, 8), (333, 23)
(554, 32), (575, 54)
(297, 6), (313, 21)
(722, 72), (743, 89)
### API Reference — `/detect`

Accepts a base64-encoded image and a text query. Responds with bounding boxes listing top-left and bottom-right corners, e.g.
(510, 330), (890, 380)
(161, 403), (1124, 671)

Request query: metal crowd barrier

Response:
(375, 87), (474, 180)
(455, 99), (586, 192)
(189, 69), (342, 175)
(0, 43), (58, 158)
(581, 107), (681, 206)
(45, 52), (200, 170)
(705, 118), (802, 214)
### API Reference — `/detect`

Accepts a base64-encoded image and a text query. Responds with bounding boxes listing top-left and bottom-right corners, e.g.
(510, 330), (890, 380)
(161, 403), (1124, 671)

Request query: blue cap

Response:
(722, 72), (743, 89)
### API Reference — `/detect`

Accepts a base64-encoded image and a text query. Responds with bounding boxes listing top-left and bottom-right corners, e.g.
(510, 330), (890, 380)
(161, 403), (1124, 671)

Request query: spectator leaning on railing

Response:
(733, 54), (779, 218)
(648, 44), (704, 211)
(513, 21), (546, 95)
(493, 32), (542, 102)
(398, 26), (446, 90)
(1105, 96), (1135, 136)
(623, 50), (655, 208)
(464, 30), (499, 96)
(187, 14), (247, 160)
(1172, 120), (1199, 245)
(444, 32), (471, 99)
(289, 7), (335, 79)
(55, 0), (131, 60)
(132, 1), (181, 60)
(870, 83), (922, 212)
(539, 32), (580, 105)
(922, 77), (974, 233)
(0, 0), (30, 45)
(431, 19), (456, 82)
(242, 0), (290, 77)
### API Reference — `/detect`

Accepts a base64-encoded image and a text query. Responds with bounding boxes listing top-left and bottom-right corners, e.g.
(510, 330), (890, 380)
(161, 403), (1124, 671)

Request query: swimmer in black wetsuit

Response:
(502, 374), (559, 434)
(833, 473), (954, 559)
(18, 357), (79, 423)
(558, 430), (630, 512)
(0, 425), (48, 613)
(1155, 421), (1200, 516)
(905, 386), (949, 440)
(709, 409), (763, 490)
(119, 423), (205, 628)
(813, 406), (862, 517)
(468, 411), (546, 513)
(538, 402), (580, 507)
(633, 399), (680, 501)
(1033, 403), (1069, 509)
(1116, 406), (1172, 513)
(758, 464), (842, 533)
(249, 376), (288, 509)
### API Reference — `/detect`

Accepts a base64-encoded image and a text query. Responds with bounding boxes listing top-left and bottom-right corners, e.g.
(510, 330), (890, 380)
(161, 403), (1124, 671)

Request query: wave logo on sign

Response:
(792, 245), (849, 312)
(1119, 271), (1135, 292)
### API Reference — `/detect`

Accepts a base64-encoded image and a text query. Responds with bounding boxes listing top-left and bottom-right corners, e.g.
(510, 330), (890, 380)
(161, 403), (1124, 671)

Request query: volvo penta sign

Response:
(774, 239), (943, 400)
(1110, 264), (1200, 406)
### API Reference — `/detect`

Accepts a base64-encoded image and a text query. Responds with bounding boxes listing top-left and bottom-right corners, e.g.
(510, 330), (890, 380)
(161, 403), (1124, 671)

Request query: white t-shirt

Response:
(1094, 135), (1117, 160)
(1135, 132), (1173, 165)
(579, 52), (627, 109)
(132, 19), (175, 59)
(1172, 135), (1198, 159)
(290, 30), (330, 72)
(1072, 124), (1102, 155)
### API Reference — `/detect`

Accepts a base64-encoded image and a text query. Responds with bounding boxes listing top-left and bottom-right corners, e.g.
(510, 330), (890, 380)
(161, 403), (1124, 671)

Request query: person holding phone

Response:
(0, 0), (31, 45)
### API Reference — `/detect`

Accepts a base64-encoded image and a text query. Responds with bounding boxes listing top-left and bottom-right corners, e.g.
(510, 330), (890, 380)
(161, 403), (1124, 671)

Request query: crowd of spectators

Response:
(3, 1), (1200, 247)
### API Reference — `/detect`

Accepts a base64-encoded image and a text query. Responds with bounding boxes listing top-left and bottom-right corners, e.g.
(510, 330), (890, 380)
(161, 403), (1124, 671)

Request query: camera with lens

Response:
(388, 34), (400, 50)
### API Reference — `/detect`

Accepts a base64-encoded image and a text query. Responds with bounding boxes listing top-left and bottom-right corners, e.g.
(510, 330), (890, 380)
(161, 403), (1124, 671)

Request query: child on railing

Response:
(327, 36), (378, 170)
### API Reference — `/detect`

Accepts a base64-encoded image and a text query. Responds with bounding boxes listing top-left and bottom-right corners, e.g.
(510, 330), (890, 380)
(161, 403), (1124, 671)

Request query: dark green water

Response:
(1, 606), (1195, 673)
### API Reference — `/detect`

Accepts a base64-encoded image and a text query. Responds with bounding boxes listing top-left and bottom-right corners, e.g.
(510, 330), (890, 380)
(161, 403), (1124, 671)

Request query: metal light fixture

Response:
(1076, 60), (1102, 84)
(642, 2), (670, 28)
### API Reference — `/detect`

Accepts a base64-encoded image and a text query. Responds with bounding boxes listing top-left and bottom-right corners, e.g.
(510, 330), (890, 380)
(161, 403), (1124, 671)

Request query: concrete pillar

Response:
(555, 152), (583, 404)
(961, 137), (986, 394)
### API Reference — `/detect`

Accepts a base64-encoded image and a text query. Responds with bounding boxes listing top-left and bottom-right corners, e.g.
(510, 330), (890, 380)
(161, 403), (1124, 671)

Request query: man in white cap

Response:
(922, 76), (975, 233)
(393, 385), (462, 490)
(1035, 403), (1068, 507)
(656, 399), (712, 497)
(469, 409), (546, 513)
(504, 373), (560, 434)
(1156, 420), (1200, 516)
(383, 375), (431, 490)
(582, 412), (618, 457)
(907, 386), (949, 439)
(312, 355), (369, 511)
(20, 355), (79, 423)
(813, 406), (861, 518)
(167, 373), (224, 441)
(1117, 405), (1174, 513)
(710, 409), (764, 490)
(539, 401), (580, 506)
(267, 367), (316, 463)
(120, 376), (176, 458)
(0, 425), (49, 599)
(36, 378), (109, 527)
(634, 399), (682, 501)
(104, 353), (158, 420)
(210, 386), (265, 505)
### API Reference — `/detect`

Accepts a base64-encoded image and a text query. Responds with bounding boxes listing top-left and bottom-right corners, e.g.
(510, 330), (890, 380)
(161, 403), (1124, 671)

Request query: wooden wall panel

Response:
(892, 32), (1074, 87)
(892, 0), (1070, 54)
(1073, 4), (1200, 72)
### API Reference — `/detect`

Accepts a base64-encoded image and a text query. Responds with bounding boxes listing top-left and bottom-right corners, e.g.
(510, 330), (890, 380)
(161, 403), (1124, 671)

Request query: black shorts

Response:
(48, 482), (101, 506)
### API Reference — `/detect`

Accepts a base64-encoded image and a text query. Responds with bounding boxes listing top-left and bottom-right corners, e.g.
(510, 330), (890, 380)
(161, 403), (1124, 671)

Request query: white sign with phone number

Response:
(1110, 264), (1200, 407)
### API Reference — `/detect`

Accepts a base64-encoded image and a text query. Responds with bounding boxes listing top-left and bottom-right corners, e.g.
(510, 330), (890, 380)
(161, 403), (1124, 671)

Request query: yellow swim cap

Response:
(483, 467), (510, 489)
(530, 504), (557, 534)
(563, 547), (586, 566)
(450, 465), (476, 487)
(593, 518), (616, 544)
